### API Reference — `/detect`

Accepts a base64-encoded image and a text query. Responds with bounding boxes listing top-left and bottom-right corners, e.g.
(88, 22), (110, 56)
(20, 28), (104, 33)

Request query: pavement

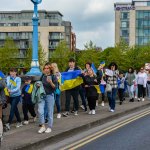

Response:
(1, 99), (150, 150)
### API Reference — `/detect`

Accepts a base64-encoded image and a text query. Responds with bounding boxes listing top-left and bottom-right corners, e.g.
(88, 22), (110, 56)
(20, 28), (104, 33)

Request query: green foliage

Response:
(84, 40), (96, 50)
(0, 37), (20, 72)
(50, 41), (74, 71)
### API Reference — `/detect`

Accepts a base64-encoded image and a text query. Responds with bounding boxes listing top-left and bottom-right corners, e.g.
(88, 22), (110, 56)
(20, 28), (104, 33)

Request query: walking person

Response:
(146, 70), (150, 99)
(117, 71), (125, 105)
(137, 67), (147, 101)
(63, 58), (80, 117)
(83, 68), (98, 115)
(22, 76), (36, 125)
(125, 67), (136, 102)
(97, 61), (106, 107)
(5, 68), (22, 130)
(106, 62), (118, 112)
(51, 63), (62, 118)
(37, 63), (58, 133)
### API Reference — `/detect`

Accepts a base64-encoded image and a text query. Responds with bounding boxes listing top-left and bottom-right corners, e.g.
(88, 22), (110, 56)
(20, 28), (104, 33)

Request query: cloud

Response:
(0, 0), (131, 49)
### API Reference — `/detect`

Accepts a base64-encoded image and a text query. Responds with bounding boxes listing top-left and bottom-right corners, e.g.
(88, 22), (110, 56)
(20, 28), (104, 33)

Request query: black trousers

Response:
(138, 84), (146, 98)
(22, 103), (36, 121)
(87, 96), (97, 110)
(118, 89), (124, 102)
(65, 89), (79, 111)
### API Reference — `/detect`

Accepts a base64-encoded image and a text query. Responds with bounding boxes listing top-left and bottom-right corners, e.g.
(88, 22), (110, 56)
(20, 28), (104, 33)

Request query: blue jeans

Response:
(107, 88), (117, 110)
(38, 94), (55, 128)
(8, 96), (21, 124)
(55, 94), (61, 113)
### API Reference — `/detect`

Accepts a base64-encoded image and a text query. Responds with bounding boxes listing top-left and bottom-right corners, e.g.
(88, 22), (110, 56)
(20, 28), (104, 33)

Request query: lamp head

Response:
(31, 0), (42, 4)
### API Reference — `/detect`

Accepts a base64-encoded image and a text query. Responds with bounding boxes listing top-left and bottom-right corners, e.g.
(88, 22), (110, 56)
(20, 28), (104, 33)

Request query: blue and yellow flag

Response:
(9, 77), (17, 87)
(91, 63), (97, 74)
(60, 70), (83, 91)
(25, 84), (33, 94)
(0, 71), (5, 80)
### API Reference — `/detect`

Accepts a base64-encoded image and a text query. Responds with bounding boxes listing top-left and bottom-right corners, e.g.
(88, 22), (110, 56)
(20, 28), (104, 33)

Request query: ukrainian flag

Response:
(9, 77), (17, 87)
(25, 84), (33, 94)
(0, 71), (5, 80)
(60, 70), (83, 91)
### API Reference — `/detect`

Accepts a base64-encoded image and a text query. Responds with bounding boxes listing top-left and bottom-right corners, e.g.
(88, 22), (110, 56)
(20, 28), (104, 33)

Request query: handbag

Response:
(55, 88), (61, 95)
(106, 83), (112, 92)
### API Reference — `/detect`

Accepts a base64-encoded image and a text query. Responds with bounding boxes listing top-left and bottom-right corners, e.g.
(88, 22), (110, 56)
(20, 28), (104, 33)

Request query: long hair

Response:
(51, 63), (59, 75)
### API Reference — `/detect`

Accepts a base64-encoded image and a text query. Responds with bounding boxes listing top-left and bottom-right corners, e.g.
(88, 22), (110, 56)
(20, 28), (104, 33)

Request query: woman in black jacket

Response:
(83, 68), (98, 115)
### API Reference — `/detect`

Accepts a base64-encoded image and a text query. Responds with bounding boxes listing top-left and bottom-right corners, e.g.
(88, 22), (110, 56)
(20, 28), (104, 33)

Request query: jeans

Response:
(22, 103), (36, 121)
(107, 88), (117, 110)
(138, 84), (146, 98)
(127, 85), (134, 99)
(55, 94), (61, 113)
(87, 96), (97, 110)
(79, 86), (87, 110)
(65, 89), (79, 112)
(38, 94), (55, 128)
(147, 83), (150, 98)
(8, 96), (21, 124)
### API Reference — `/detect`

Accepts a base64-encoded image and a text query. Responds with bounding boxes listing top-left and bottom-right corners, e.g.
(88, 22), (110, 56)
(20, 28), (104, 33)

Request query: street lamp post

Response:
(27, 0), (42, 76)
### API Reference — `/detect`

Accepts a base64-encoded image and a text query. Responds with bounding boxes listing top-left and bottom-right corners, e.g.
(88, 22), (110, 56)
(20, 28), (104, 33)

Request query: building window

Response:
(121, 30), (129, 37)
(121, 21), (129, 28)
(22, 22), (29, 26)
(121, 12), (129, 19)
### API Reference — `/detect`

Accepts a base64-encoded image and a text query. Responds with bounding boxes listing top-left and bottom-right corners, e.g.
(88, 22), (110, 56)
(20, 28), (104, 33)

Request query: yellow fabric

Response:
(4, 88), (9, 96)
(27, 84), (33, 94)
(10, 79), (17, 87)
(94, 85), (101, 94)
(60, 77), (83, 91)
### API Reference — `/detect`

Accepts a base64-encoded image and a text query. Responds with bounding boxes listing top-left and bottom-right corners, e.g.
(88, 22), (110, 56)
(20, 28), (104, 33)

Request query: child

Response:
(118, 72), (125, 105)
(22, 76), (36, 125)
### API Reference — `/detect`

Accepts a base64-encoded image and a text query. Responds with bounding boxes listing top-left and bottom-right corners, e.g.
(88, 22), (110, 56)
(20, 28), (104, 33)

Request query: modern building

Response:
(114, 0), (150, 46)
(0, 10), (76, 60)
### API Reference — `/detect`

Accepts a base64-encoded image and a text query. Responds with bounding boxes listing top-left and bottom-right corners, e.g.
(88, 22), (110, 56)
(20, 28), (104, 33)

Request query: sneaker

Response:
(135, 96), (137, 99)
(92, 110), (96, 115)
(5, 123), (10, 130)
(57, 113), (61, 119)
(89, 111), (92, 115)
(33, 117), (37, 122)
(142, 98), (145, 101)
(80, 105), (85, 110)
(63, 112), (69, 117)
(74, 111), (78, 116)
(23, 121), (29, 125)
(45, 128), (52, 133)
(101, 101), (105, 107)
(16, 122), (23, 128)
(38, 126), (46, 134)
(110, 109), (115, 112)
(138, 98), (140, 102)
(96, 101), (98, 107)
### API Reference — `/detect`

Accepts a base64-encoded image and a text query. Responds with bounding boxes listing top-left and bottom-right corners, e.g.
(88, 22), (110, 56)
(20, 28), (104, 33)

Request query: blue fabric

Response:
(100, 84), (105, 93)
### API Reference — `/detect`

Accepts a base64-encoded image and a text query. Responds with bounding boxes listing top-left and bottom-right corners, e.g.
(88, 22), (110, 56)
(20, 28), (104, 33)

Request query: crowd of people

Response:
(0, 58), (150, 134)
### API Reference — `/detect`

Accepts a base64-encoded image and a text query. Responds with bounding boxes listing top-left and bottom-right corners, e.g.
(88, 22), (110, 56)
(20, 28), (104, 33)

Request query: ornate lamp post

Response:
(27, 0), (42, 76)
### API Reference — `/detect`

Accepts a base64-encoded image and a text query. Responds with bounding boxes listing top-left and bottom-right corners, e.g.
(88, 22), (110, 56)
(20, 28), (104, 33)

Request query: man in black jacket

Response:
(63, 58), (80, 117)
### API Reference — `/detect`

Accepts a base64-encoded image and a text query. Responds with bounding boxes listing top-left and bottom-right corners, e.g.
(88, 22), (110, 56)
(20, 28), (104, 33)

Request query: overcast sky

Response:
(0, 0), (131, 49)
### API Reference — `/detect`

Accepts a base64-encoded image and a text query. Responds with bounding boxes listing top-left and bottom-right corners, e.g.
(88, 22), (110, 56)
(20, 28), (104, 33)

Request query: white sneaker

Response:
(45, 128), (52, 133)
(33, 117), (37, 122)
(92, 110), (96, 115)
(74, 111), (78, 116)
(110, 109), (115, 112)
(38, 126), (46, 134)
(23, 121), (29, 125)
(5, 123), (10, 130)
(135, 96), (137, 99)
(88, 111), (92, 115)
(101, 102), (105, 107)
(57, 113), (61, 119)
(138, 98), (140, 101)
(16, 122), (23, 128)
(80, 105), (85, 110)
(142, 98), (145, 101)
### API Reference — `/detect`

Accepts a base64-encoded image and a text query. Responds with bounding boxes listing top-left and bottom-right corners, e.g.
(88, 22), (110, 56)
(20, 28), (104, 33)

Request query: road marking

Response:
(60, 109), (150, 150)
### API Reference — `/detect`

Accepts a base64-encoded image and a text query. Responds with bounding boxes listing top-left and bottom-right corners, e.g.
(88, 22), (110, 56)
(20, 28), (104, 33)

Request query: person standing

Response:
(125, 67), (136, 102)
(106, 62), (118, 112)
(22, 76), (36, 125)
(51, 63), (62, 119)
(63, 58), (80, 117)
(83, 68), (98, 115)
(5, 68), (22, 130)
(137, 67), (147, 101)
(37, 63), (58, 133)
(146, 70), (150, 99)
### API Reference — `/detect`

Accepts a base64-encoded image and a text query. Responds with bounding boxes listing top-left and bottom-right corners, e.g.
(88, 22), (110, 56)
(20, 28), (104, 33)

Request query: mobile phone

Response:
(47, 76), (52, 80)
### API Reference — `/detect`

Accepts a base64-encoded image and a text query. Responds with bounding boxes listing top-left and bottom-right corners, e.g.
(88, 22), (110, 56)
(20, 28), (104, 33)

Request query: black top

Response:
(83, 75), (98, 97)
(41, 74), (58, 95)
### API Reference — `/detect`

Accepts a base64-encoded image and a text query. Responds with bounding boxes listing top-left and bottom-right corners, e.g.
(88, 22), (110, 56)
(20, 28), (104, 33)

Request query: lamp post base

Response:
(26, 60), (42, 76)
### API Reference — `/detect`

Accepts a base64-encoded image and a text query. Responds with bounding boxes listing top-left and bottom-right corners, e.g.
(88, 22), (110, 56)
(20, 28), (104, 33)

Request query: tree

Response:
(84, 40), (96, 50)
(50, 41), (74, 71)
